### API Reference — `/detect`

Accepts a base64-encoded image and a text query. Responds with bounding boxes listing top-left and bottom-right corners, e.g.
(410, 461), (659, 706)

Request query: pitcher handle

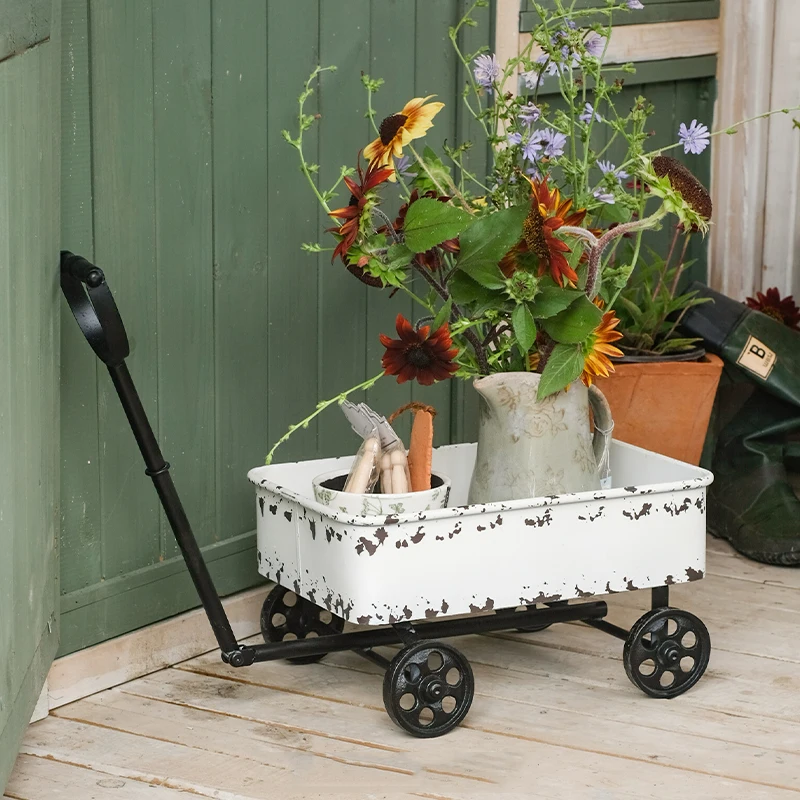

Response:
(588, 385), (614, 486)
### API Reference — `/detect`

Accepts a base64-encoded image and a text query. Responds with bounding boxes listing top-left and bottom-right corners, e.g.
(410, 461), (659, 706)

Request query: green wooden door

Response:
(0, 0), (61, 789)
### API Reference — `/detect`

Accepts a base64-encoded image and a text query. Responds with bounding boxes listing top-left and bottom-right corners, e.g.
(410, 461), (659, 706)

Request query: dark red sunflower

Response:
(499, 176), (588, 287)
(380, 314), (459, 386)
(328, 156), (395, 265)
(389, 189), (460, 270)
(746, 287), (800, 331)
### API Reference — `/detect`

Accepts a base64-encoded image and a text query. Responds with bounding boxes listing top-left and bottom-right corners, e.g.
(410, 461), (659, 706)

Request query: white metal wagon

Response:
(249, 440), (713, 737)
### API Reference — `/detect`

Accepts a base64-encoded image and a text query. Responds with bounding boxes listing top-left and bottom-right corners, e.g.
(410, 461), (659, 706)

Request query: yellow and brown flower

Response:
(380, 314), (459, 386)
(581, 310), (624, 386)
(499, 177), (588, 287)
(364, 96), (445, 174)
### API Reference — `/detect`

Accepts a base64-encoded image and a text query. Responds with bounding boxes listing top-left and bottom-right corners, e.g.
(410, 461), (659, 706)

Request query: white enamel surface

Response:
(249, 442), (712, 625)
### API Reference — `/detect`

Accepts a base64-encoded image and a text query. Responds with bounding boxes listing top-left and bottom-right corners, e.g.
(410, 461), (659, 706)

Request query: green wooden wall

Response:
(58, 0), (715, 654)
(1, 0), (61, 785)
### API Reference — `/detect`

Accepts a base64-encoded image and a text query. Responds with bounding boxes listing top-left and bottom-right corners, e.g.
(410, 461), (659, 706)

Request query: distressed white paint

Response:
(249, 442), (710, 626)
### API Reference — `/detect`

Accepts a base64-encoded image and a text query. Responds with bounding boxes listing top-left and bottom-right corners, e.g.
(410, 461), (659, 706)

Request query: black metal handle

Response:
(60, 251), (130, 366)
(60, 253), (240, 659)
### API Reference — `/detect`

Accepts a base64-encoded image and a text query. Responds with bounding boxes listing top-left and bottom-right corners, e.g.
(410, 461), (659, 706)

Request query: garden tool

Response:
(682, 284), (800, 565)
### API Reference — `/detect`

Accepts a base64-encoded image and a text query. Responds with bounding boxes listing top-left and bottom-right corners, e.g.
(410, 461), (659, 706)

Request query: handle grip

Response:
(60, 251), (130, 366)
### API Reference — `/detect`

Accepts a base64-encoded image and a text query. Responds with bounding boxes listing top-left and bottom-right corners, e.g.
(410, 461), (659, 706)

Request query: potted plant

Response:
(266, 0), (798, 504)
(593, 222), (724, 464)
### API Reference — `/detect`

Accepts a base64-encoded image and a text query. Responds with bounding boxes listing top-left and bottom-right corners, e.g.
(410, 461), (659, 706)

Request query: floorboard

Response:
(9, 537), (800, 799)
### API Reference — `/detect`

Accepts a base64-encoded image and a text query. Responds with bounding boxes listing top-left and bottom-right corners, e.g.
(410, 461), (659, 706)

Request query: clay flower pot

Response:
(596, 351), (724, 465)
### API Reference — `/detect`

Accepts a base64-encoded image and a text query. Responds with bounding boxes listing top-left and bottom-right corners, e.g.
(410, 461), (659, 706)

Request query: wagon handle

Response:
(60, 251), (130, 366)
(59, 252), (244, 663)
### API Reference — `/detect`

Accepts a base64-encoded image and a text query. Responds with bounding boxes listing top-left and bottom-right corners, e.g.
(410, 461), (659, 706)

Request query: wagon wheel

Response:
(383, 641), (474, 738)
(259, 585), (344, 665)
(515, 605), (552, 633)
(623, 607), (710, 699)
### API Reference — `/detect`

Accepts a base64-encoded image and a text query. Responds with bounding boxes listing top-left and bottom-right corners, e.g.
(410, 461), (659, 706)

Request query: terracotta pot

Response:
(595, 354), (724, 465)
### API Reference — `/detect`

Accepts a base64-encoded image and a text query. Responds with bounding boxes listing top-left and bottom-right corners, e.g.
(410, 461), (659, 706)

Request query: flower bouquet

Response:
(266, 0), (798, 500)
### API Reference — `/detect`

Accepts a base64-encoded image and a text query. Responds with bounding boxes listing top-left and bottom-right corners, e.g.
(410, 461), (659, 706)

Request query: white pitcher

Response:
(468, 372), (614, 504)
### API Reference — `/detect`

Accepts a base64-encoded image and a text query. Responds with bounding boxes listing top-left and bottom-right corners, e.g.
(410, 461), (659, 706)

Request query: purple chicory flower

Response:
(473, 53), (501, 90)
(521, 69), (543, 90)
(518, 102), (541, 125)
(584, 32), (606, 58)
(506, 131), (523, 146)
(540, 129), (567, 158)
(626, 0), (644, 9)
(597, 160), (629, 182)
(678, 119), (711, 155)
(579, 102), (602, 124)
(393, 155), (417, 180)
(525, 164), (544, 181)
(523, 130), (545, 162)
(593, 188), (616, 204)
(535, 53), (562, 78)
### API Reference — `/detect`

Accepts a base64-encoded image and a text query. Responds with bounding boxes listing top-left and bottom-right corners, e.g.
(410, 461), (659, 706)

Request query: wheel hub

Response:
(658, 641), (681, 666)
(420, 675), (446, 703)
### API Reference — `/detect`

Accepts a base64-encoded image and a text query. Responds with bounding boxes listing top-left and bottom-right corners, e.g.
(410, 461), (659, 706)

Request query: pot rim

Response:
(612, 345), (707, 364)
(312, 468), (450, 499)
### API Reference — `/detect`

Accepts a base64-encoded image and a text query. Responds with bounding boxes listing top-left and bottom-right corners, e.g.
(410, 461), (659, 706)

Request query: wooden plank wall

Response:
(58, 0), (715, 654)
(0, 0), (61, 783)
(58, 0), (492, 655)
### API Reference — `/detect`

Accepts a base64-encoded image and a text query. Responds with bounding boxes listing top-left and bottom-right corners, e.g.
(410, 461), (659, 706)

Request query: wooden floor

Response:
(6, 536), (800, 800)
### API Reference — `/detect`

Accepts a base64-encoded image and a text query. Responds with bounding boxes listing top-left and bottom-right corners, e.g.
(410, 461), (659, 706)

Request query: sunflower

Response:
(581, 310), (624, 386)
(499, 176), (588, 287)
(364, 96), (445, 174)
(328, 157), (395, 265)
(380, 314), (459, 386)
(746, 288), (800, 331)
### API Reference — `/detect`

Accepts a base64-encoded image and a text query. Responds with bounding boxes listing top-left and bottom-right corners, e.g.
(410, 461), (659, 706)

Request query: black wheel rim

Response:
(383, 642), (474, 738)
(624, 607), (710, 699)
(259, 585), (344, 664)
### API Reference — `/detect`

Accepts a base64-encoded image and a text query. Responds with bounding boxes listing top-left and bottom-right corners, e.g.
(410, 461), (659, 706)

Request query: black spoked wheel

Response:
(259, 585), (344, 665)
(383, 641), (474, 738)
(623, 607), (711, 699)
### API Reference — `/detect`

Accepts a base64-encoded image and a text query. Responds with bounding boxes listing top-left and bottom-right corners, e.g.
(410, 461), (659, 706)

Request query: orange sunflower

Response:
(364, 96), (445, 175)
(499, 177), (588, 287)
(581, 310), (624, 386)
(327, 157), (395, 264)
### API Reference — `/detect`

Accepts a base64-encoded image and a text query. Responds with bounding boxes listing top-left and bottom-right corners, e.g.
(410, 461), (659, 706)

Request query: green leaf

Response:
(529, 286), (585, 319)
(512, 303), (537, 353)
(385, 242), (414, 270)
(449, 270), (490, 305)
(458, 260), (507, 290)
(537, 344), (585, 400)
(542, 295), (603, 344)
(432, 298), (453, 332)
(403, 198), (471, 253)
(457, 205), (527, 276)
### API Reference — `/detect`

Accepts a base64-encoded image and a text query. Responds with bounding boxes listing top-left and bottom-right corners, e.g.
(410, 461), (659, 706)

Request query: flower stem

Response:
(265, 371), (385, 465)
(585, 206), (667, 297)
(412, 258), (490, 374)
(408, 144), (450, 200)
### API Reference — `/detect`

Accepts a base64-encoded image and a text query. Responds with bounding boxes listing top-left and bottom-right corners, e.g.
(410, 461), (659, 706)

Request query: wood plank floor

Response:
(7, 536), (800, 799)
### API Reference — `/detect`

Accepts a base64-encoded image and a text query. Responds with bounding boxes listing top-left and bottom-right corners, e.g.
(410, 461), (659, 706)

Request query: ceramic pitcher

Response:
(468, 372), (614, 504)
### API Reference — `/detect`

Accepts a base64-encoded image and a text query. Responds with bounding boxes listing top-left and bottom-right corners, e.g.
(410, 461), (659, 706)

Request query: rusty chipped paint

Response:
(685, 567), (704, 581)
(248, 442), (711, 626)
